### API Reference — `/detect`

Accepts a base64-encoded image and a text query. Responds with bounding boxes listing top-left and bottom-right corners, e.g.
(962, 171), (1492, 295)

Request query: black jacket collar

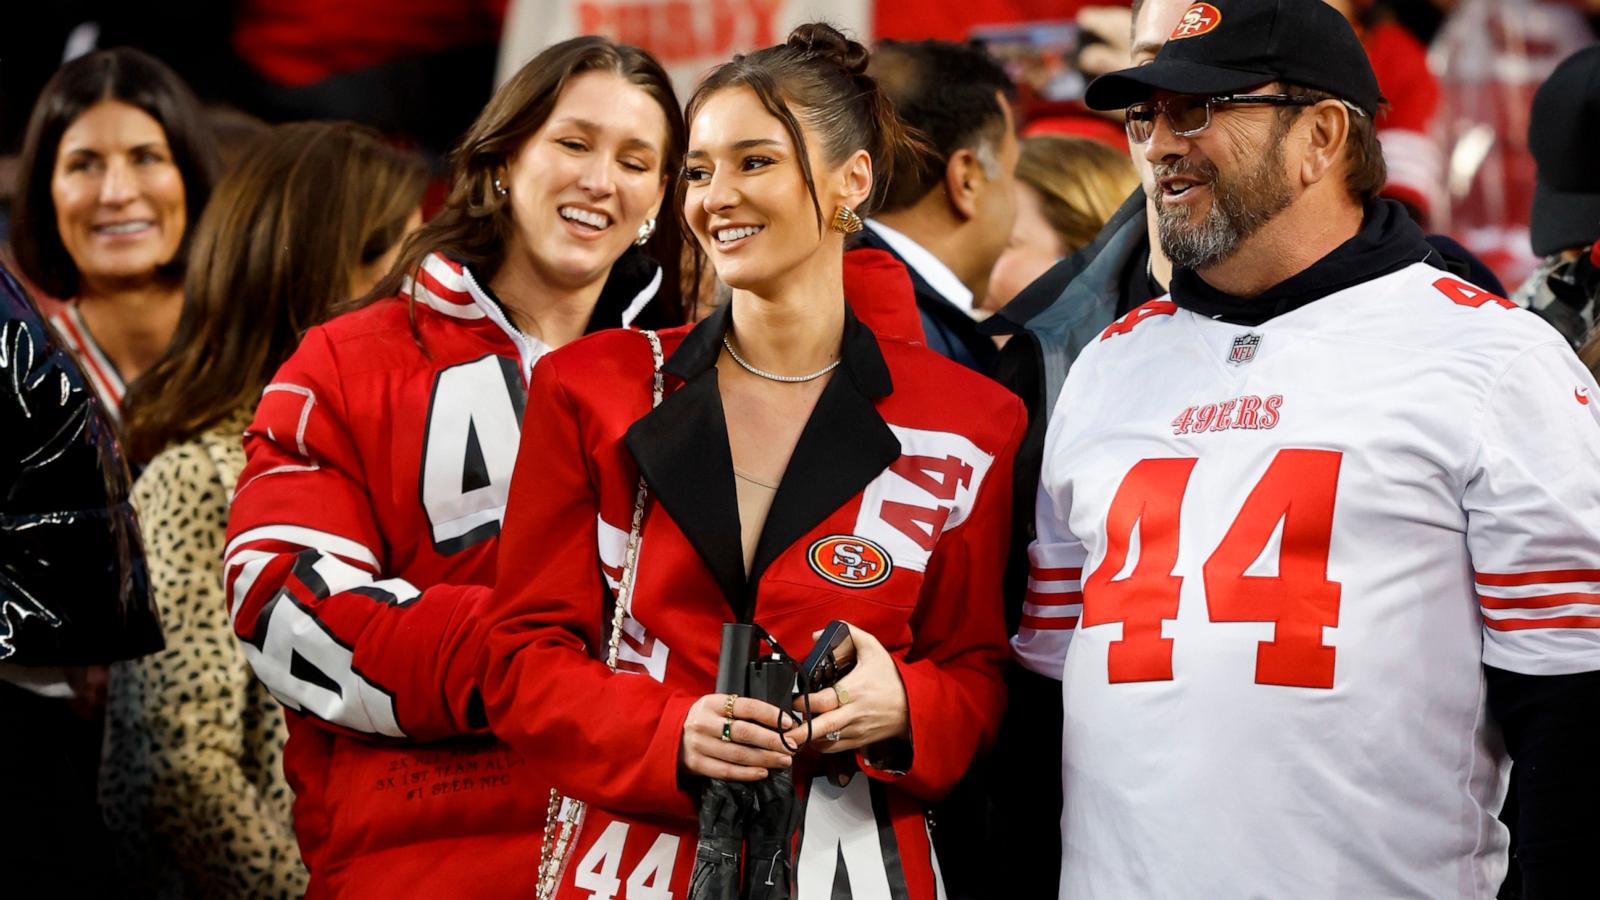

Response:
(624, 302), (900, 621)
(1170, 199), (1438, 326)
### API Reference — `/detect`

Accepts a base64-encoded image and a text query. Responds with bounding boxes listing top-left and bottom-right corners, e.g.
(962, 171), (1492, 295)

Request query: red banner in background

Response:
(498, 0), (871, 91)
(575, 0), (785, 64)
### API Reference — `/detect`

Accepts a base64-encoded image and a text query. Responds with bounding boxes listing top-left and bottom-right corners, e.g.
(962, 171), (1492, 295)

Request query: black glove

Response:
(689, 778), (749, 900)
(743, 767), (797, 900)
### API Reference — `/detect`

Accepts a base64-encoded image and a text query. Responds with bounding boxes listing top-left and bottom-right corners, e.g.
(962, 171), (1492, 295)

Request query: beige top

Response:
(734, 467), (779, 575)
(100, 406), (308, 898)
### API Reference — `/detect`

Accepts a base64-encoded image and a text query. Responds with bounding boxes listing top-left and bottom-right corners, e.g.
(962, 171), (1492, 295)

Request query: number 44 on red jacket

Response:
(479, 304), (1025, 899)
(223, 253), (557, 899)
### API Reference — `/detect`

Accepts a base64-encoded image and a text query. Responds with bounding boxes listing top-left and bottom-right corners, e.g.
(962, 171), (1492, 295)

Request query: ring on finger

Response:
(721, 718), (734, 742)
(826, 729), (843, 742)
(723, 693), (739, 718)
(834, 685), (851, 706)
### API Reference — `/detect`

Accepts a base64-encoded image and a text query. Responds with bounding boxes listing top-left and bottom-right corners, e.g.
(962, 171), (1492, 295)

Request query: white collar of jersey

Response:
(864, 218), (977, 316)
(458, 263), (552, 381)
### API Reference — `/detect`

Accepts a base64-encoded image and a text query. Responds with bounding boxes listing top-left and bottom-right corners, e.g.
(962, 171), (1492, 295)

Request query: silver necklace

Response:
(721, 334), (840, 383)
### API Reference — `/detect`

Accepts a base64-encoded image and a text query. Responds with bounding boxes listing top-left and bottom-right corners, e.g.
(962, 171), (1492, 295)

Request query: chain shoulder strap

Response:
(536, 329), (665, 899)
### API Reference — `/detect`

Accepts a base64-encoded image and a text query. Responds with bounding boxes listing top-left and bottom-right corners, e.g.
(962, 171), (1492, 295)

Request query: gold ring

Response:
(834, 685), (851, 706)
(721, 718), (734, 742)
(723, 693), (739, 718)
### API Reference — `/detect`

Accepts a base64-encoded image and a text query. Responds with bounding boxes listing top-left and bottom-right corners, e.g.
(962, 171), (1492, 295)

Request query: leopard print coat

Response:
(101, 407), (308, 898)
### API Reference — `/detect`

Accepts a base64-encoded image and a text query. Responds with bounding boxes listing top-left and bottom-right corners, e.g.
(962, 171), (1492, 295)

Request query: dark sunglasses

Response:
(1125, 93), (1326, 143)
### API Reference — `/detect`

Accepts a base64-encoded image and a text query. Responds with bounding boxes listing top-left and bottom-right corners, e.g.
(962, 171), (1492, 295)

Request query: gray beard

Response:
(1154, 140), (1294, 272)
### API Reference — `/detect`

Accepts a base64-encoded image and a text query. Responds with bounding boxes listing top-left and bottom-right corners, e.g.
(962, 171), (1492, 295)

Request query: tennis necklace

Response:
(721, 334), (840, 383)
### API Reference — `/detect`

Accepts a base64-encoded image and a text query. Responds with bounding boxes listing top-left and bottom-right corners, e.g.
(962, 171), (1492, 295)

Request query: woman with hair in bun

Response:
(481, 24), (1023, 898)
(221, 37), (689, 899)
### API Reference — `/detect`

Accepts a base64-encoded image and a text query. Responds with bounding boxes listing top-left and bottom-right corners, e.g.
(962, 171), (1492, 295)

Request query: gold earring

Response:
(830, 205), (864, 235)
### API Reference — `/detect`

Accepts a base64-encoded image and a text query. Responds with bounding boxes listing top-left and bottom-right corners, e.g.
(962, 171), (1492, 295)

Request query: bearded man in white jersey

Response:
(1013, 1), (1600, 897)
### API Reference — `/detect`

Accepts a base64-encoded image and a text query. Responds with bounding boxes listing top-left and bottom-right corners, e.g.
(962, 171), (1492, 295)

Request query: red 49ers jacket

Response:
(480, 303), (1024, 899)
(223, 253), (556, 899)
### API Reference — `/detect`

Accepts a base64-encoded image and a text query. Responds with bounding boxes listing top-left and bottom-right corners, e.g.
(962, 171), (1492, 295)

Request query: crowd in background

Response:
(1, 1), (1598, 898)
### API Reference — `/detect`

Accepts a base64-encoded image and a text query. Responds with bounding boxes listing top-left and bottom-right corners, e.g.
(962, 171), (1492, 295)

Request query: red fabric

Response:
(873, 0), (1096, 42)
(1365, 21), (1439, 134)
(234, 0), (506, 87)
(1363, 20), (1442, 220)
(844, 247), (928, 344)
(1023, 111), (1130, 151)
(224, 254), (546, 898)
(480, 324), (1024, 897)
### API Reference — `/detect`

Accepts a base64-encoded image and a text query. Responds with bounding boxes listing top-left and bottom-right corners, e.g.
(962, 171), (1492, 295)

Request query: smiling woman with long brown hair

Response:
(219, 37), (690, 898)
(103, 120), (426, 899)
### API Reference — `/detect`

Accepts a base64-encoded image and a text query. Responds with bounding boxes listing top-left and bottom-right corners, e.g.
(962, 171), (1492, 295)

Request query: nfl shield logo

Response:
(1228, 333), (1261, 366)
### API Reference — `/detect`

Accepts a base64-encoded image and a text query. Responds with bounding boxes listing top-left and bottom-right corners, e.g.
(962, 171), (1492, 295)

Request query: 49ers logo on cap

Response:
(808, 535), (892, 588)
(1172, 3), (1223, 40)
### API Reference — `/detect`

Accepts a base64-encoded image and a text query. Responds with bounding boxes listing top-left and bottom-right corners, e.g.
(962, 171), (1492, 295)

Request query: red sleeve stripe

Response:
(1030, 566), (1083, 581)
(1479, 592), (1600, 611)
(1025, 589), (1084, 608)
(1476, 569), (1600, 587)
(1483, 614), (1600, 632)
(1021, 614), (1080, 632)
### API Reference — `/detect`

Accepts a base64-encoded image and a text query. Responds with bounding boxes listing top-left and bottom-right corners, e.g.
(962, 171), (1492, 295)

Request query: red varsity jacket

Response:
(481, 303), (1025, 898)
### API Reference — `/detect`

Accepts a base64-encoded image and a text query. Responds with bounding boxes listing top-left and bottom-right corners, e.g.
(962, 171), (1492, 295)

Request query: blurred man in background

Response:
(863, 39), (1019, 375)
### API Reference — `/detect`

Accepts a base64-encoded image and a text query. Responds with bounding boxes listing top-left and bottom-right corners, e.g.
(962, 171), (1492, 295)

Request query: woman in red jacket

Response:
(222, 38), (688, 898)
(482, 24), (1024, 899)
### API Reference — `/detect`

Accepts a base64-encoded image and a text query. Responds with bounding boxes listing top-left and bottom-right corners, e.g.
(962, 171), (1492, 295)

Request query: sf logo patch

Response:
(1172, 3), (1222, 40)
(808, 536), (892, 588)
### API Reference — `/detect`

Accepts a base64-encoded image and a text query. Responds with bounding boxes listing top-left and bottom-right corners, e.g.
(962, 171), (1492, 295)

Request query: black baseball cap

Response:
(1529, 45), (1600, 257)
(1084, 0), (1384, 116)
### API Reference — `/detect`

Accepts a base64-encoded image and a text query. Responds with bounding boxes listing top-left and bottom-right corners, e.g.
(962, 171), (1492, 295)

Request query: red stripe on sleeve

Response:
(1024, 590), (1084, 608)
(1479, 592), (1600, 611)
(1482, 614), (1600, 632)
(1477, 569), (1600, 586)
(1030, 567), (1083, 581)
(1020, 614), (1080, 632)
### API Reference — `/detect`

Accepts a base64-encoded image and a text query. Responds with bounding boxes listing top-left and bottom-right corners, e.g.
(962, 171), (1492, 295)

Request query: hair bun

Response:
(786, 23), (869, 76)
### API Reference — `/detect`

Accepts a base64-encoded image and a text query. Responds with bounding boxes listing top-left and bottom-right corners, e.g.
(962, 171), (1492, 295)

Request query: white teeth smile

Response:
(559, 207), (610, 229)
(94, 221), (153, 235)
(716, 226), (762, 243)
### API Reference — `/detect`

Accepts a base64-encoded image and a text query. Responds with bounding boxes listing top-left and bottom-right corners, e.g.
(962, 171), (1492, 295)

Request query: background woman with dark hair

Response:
(100, 121), (425, 900)
(10, 47), (221, 421)
(221, 37), (689, 898)
(480, 24), (1022, 897)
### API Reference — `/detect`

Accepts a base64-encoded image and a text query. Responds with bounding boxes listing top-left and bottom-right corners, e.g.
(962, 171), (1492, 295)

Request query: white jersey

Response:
(1013, 262), (1600, 899)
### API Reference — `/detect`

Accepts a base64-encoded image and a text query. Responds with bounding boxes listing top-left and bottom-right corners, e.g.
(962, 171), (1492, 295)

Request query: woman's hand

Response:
(784, 623), (909, 754)
(680, 693), (795, 782)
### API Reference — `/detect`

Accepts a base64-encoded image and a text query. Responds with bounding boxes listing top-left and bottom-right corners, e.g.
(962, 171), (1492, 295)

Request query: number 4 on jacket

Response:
(1084, 449), (1344, 689)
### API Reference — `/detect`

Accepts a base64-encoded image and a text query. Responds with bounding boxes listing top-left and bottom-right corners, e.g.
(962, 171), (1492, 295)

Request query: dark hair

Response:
(11, 47), (221, 300)
(368, 37), (690, 322)
(121, 122), (426, 463)
(685, 23), (934, 233)
(1277, 83), (1387, 203)
(866, 39), (1016, 213)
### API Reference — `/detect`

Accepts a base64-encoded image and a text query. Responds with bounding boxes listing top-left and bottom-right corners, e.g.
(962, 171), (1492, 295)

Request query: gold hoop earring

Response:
(830, 205), (864, 235)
